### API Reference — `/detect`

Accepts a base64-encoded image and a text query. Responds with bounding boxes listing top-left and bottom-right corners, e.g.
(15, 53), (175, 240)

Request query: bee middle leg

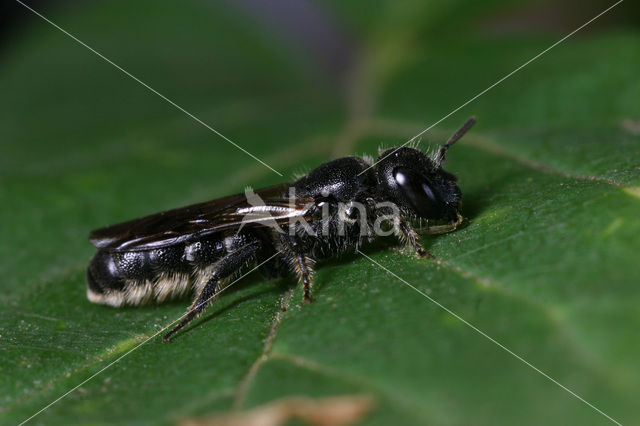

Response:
(295, 253), (314, 304)
(280, 237), (315, 303)
(163, 242), (259, 342)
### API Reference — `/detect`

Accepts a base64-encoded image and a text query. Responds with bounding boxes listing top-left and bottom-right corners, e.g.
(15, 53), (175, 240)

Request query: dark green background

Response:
(1, 0), (639, 424)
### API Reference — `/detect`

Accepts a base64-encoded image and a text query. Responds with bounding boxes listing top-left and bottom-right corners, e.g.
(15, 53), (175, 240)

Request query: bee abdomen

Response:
(87, 250), (128, 307)
(86, 235), (235, 307)
(87, 245), (192, 307)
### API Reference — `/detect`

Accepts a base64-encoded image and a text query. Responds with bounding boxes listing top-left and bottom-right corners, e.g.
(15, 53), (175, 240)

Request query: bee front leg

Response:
(397, 220), (433, 259)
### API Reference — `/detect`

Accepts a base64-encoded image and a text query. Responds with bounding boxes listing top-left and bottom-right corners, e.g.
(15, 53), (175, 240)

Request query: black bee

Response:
(87, 118), (476, 341)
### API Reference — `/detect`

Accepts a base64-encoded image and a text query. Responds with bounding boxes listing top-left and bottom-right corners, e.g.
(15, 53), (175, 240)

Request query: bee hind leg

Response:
(163, 242), (260, 342)
(163, 276), (220, 342)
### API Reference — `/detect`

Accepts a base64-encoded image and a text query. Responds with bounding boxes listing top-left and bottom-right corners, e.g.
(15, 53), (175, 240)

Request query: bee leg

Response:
(398, 220), (433, 259)
(163, 243), (259, 342)
(163, 276), (220, 342)
(280, 236), (316, 303)
(294, 253), (315, 304)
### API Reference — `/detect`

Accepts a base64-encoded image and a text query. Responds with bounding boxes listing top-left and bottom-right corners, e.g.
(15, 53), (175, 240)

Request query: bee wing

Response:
(89, 183), (312, 252)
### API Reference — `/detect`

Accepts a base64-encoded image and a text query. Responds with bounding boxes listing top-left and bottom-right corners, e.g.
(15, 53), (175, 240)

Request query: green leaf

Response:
(2, 1), (639, 425)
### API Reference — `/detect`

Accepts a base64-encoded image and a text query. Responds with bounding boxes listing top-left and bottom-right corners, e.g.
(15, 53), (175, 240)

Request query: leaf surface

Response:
(1, 1), (639, 425)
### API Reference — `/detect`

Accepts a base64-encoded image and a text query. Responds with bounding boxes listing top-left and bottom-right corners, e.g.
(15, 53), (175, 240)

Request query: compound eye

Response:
(393, 167), (443, 218)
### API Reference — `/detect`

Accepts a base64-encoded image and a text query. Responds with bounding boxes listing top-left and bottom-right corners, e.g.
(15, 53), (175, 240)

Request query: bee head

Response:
(374, 117), (475, 234)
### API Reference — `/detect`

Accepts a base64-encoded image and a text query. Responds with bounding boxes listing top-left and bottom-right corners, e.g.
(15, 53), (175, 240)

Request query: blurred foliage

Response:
(1, 0), (639, 425)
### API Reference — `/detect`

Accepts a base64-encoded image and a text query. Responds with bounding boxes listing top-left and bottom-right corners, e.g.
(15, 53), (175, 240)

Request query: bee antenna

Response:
(435, 116), (476, 166)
